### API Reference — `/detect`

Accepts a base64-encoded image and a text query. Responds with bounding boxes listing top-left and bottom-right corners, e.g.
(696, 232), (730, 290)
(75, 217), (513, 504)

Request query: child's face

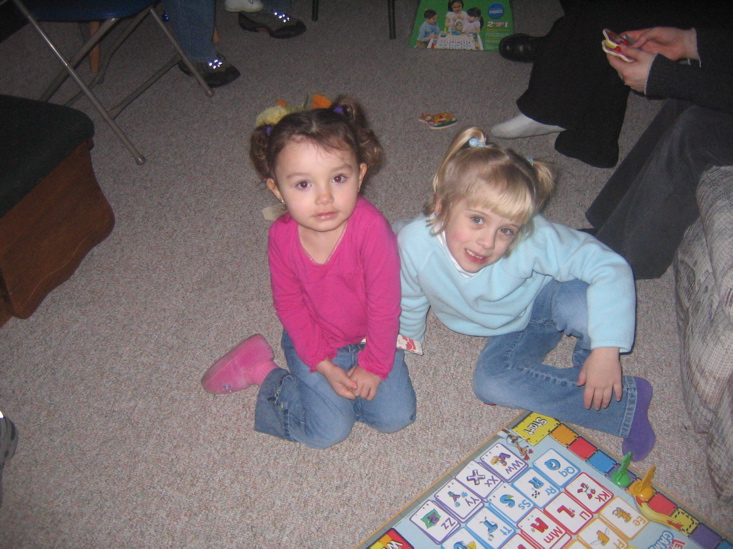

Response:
(267, 139), (366, 238)
(467, 15), (477, 22)
(427, 15), (438, 24)
(451, 2), (463, 13)
(440, 200), (521, 272)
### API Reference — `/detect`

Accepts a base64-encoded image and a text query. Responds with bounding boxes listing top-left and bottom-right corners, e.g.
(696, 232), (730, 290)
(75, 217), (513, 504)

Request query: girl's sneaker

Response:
(0, 411), (18, 508)
(201, 334), (278, 394)
(225, 0), (263, 12)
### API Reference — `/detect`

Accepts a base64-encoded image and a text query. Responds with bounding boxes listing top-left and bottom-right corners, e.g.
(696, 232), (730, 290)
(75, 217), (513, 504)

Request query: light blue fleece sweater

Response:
(398, 214), (636, 352)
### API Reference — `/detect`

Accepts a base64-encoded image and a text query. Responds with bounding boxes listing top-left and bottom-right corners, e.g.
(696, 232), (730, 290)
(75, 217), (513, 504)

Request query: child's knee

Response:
(301, 422), (353, 449)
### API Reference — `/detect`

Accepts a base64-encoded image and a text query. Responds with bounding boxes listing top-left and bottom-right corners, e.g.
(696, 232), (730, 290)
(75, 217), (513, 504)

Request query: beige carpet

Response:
(1, 0), (731, 546)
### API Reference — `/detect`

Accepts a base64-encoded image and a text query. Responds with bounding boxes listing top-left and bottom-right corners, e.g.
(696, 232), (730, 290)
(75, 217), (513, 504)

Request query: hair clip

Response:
(332, 106), (345, 115)
(526, 156), (534, 166)
(265, 125), (273, 136)
(468, 136), (487, 148)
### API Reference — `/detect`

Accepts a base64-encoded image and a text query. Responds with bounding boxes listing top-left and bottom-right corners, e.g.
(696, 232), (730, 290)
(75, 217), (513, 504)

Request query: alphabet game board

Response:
(357, 412), (732, 549)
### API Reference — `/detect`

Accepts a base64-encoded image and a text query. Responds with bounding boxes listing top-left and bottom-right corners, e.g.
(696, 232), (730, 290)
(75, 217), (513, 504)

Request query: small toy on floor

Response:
(418, 112), (458, 129)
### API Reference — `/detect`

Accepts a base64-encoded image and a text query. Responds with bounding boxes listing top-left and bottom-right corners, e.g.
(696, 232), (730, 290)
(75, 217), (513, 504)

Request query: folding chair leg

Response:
(13, 0), (146, 164)
(39, 17), (118, 102)
(149, 8), (214, 98)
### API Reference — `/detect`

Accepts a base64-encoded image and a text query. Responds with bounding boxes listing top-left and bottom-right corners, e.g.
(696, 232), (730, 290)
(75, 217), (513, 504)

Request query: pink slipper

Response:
(201, 334), (277, 394)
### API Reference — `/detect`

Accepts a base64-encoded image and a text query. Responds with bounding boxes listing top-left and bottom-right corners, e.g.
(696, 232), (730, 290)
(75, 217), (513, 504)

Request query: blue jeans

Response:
(264, 0), (292, 12)
(254, 332), (416, 449)
(473, 279), (638, 438)
(163, 0), (217, 62)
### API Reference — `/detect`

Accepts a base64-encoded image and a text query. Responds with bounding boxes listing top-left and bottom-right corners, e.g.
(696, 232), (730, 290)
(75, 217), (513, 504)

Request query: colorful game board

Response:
(357, 412), (732, 549)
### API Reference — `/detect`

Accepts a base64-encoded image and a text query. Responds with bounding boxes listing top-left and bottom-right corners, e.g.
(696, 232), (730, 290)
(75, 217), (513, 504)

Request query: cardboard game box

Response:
(409, 0), (514, 51)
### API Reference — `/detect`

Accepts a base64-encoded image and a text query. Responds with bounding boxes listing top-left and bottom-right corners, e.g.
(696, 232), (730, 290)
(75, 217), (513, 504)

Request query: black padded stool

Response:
(0, 94), (115, 325)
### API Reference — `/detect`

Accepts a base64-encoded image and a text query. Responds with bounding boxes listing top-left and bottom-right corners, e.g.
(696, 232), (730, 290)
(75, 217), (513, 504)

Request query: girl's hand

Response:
(607, 45), (656, 93)
(577, 347), (623, 410)
(347, 365), (383, 401)
(316, 359), (358, 400)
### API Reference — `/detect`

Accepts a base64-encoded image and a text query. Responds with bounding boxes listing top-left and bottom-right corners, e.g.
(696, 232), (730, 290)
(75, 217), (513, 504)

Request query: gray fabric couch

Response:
(674, 165), (733, 501)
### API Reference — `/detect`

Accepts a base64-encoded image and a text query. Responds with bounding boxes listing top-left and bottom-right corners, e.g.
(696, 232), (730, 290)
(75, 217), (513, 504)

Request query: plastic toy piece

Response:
(611, 451), (632, 487)
(629, 465), (655, 502)
(602, 28), (635, 63)
(629, 466), (684, 530)
(419, 112), (458, 129)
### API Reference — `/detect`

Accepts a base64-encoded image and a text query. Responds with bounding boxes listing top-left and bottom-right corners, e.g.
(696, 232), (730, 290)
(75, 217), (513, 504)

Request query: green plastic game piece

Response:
(612, 452), (633, 487)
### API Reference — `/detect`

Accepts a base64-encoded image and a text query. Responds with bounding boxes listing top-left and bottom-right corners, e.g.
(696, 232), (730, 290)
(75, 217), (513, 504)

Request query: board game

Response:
(357, 412), (732, 549)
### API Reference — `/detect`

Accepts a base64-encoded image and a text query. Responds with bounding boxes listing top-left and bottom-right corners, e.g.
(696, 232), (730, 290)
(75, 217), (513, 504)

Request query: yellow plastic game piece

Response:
(629, 466), (655, 502)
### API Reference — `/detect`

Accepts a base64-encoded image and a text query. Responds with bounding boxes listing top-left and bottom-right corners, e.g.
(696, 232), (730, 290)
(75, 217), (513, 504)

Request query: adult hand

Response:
(607, 45), (656, 93)
(624, 27), (698, 61)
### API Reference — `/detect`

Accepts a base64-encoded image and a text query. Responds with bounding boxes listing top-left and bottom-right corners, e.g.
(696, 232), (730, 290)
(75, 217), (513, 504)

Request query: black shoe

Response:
(178, 54), (241, 88)
(499, 33), (546, 63)
(238, 10), (306, 39)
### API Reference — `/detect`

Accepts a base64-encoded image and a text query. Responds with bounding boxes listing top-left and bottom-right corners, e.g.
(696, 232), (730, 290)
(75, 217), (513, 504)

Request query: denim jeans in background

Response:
(254, 331), (416, 449)
(264, 0), (291, 12)
(163, 0), (217, 62)
(473, 279), (639, 438)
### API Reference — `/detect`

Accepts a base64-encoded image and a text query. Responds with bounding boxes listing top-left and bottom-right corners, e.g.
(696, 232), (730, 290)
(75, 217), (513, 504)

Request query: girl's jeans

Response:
(254, 331), (416, 449)
(473, 279), (639, 438)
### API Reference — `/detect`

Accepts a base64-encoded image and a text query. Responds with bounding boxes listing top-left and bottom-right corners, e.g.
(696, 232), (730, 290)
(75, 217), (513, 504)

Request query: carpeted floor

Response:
(0, 0), (731, 546)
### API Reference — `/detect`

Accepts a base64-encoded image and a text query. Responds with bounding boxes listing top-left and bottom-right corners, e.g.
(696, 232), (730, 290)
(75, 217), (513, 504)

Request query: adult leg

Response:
(164, 0), (241, 87)
(589, 102), (733, 279)
(163, 0), (217, 62)
(511, 0), (704, 167)
(254, 332), (358, 449)
(473, 280), (638, 440)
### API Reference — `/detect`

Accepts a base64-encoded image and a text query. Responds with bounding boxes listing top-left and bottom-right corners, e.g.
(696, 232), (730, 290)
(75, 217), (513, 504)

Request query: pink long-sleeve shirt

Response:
(267, 197), (401, 378)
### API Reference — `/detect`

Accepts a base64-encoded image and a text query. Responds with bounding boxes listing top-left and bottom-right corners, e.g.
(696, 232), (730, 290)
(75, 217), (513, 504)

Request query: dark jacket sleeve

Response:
(645, 29), (733, 114)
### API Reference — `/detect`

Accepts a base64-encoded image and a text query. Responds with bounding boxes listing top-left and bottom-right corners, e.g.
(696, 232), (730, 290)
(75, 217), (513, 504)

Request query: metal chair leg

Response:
(12, 0), (146, 164)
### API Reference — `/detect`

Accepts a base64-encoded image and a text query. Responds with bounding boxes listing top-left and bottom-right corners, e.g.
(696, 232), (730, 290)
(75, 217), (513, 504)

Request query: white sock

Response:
(490, 113), (564, 139)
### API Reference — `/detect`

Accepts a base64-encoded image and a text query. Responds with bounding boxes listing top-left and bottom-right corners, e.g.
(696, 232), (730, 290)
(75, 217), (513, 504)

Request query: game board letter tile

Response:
(566, 473), (614, 513)
(599, 496), (648, 539)
(487, 483), (534, 523)
(577, 517), (628, 549)
(586, 450), (616, 474)
(518, 508), (571, 549)
(549, 424), (579, 447)
(514, 413), (561, 445)
(669, 507), (699, 536)
(564, 540), (591, 549)
(544, 492), (593, 534)
(435, 479), (484, 521)
(409, 500), (460, 544)
(689, 522), (725, 549)
(442, 527), (484, 549)
(480, 443), (528, 482)
(455, 461), (502, 499)
(647, 492), (677, 516)
(503, 533), (543, 549)
(533, 449), (580, 487)
(514, 468), (561, 507)
(567, 437), (597, 460)
(466, 507), (515, 549)
(369, 528), (414, 549)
